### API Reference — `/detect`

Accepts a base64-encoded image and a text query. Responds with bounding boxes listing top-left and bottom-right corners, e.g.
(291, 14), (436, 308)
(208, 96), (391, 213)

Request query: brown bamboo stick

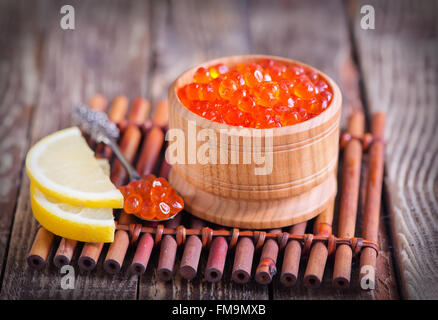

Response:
(179, 218), (204, 280)
(103, 230), (130, 274)
(109, 96), (130, 123)
(53, 238), (77, 268)
(157, 214), (182, 281)
(359, 113), (386, 290)
(78, 242), (104, 272)
(88, 93), (107, 112)
(27, 227), (54, 270)
(138, 127), (164, 176)
(231, 235), (254, 284)
(205, 228), (228, 282)
(332, 112), (365, 289)
(151, 99), (169, 128)
(303, 203), (334, 288)
(137, 100), (168, 176)
(95, 95), (129, 158)
(255, 229), (281, 285)
(85, 94), (108, 148)
(103, 204), (137, 274)
(111, 97), (150, 186)
(280, 222), (307, 286)
(130, 97), (151, 125)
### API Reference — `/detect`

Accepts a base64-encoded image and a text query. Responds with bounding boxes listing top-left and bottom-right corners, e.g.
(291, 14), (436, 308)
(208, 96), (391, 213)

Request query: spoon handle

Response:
(100, 135), (141, 181)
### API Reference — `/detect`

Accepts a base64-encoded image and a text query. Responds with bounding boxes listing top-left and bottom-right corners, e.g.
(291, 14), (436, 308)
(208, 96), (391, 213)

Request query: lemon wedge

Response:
(96, 158), (111, 177)
(25, 127), (123, 208)
(30, 184), (115, 242)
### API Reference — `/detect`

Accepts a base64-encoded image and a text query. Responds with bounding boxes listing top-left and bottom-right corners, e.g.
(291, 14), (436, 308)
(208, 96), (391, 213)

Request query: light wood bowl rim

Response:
(169, 54), (342, 135)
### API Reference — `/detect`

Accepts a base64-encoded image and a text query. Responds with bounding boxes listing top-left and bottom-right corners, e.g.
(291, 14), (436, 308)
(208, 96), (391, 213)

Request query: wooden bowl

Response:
(168, 55), (341, 229)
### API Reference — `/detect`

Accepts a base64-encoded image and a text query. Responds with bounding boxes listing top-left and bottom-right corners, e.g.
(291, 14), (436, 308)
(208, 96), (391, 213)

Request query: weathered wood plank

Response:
(351, 0), (438, 299)
(1, 0), (406, 300)
(139, 0), (269, 300)
(0, 0), (40, 284)
(247, 0), (398, 299)
(0, 0), (152, 299)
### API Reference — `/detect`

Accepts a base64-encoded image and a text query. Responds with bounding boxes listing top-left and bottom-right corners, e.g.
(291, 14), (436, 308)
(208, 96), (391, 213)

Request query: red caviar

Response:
(177, 60), (333, 128)
(119, 174), (184, 221)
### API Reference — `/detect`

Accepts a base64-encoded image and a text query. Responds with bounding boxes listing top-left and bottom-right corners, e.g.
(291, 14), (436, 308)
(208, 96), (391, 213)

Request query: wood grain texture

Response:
(0, 0), (39, 282)
(139, 0), (268, 300)
(351, 0), (438, 299)
(246, 0), (398, 299)
(0, 0), (152, 299)
(0, 0), (405, 300)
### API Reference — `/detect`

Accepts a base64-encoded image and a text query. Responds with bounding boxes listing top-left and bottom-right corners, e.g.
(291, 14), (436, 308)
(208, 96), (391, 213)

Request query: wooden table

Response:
(0, 0), (437, 300)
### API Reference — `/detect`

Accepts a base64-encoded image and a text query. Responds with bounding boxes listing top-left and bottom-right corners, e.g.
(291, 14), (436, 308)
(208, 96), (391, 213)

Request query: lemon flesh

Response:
(30, 184), (115, 242)
(26, 127), (123, 208)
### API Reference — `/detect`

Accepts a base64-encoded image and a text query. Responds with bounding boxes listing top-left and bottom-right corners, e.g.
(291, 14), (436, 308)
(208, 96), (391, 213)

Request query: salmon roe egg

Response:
(118, 175), (184, 221)
(193, 67), (211, 84)
(177, 59), (333, 128)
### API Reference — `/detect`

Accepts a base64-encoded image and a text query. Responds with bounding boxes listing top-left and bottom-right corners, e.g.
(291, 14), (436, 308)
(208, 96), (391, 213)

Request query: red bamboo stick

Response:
(159, 157), (171, 179)
(205, 229), (229, 283)
(280, 222), (307, 286)
(231, 235), (254, 284)
(179, 218), (204, 280)
(332, 112), (365, 289)
(359, 113), (386, 290)
(129, 232), (154, 275)
(53, 238), (77, 268)
(27, 227), (54, 270)
(255, 229), (281, 285)
(303, 203), (334, 288)
(157, 214), (182, 281)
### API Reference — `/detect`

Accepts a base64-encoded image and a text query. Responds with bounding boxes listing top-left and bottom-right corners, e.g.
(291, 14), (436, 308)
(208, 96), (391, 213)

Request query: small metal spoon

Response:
(72, 104), (179, 222)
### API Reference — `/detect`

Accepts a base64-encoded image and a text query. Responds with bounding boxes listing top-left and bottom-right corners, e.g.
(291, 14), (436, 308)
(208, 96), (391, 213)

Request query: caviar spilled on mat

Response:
(177, 59), (333, 128)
